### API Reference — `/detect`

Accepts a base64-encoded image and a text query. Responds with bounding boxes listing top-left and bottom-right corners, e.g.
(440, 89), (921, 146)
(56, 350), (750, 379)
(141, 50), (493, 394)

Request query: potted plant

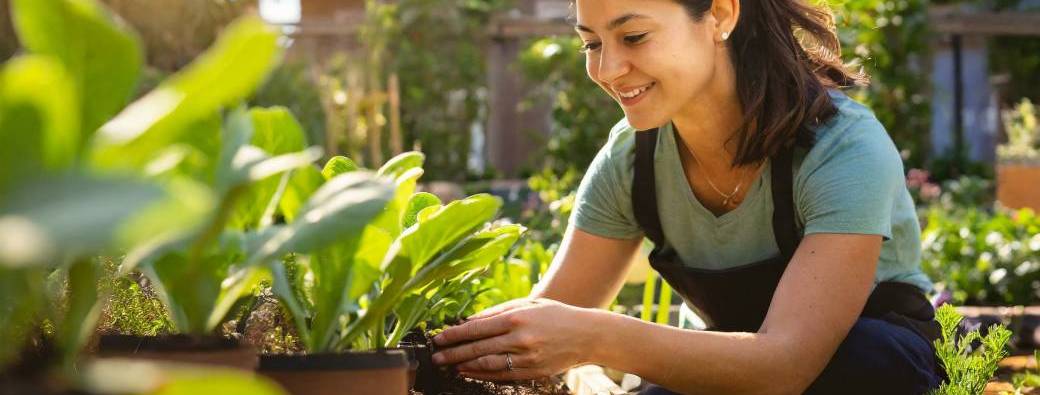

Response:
(250, 151), (524, 395)
(997, 98), (1040, 210)
(0, 0), (242, 390)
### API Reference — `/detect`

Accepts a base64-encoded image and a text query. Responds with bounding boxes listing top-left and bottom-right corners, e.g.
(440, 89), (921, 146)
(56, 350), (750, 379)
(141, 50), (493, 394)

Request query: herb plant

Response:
(930, 304), (1013, 395)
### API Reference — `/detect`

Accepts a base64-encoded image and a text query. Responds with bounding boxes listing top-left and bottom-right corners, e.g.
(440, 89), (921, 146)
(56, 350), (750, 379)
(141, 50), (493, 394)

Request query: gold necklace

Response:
(689, 151), (762, 207)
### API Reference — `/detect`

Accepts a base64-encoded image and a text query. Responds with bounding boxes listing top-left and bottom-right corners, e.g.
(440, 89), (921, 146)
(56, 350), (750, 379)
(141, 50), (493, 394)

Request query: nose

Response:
(595, 46), (631, 89)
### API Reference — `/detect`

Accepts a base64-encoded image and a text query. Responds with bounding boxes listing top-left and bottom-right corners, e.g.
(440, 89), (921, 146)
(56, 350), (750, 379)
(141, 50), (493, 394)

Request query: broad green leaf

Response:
(11, 0), (142, 142)
(216, 108), (322, 195)
(0, 56), (78, 193)
(408, 224), (525, 293)
(402, 192), (441, 229)
(322, 156), (359, 180)
(227, 107), (311, 229)
(397, 194), (503, 270)
(0, 174), (167, 267)
(90, 16), (282, 170)
(249, 106), (308, 155)
(117, 176), (215, 248)
(371, 167), (424, 238)
(279, 165), (323, 223)
(246, 172), (394, 267)
(376, 151), (425, 179)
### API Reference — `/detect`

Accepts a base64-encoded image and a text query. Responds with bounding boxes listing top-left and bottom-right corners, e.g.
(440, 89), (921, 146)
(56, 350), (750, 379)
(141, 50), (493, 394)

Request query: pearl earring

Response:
(721, 31), (730, 41)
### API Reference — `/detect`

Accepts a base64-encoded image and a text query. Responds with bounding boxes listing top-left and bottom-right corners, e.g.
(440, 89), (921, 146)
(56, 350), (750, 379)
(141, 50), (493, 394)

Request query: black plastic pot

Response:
(93, 334), (258, 371)
(258, 350), (409, 395)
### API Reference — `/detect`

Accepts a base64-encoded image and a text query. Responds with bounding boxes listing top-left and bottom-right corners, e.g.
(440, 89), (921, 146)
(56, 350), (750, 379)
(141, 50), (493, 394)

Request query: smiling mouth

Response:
(617, 82), (655, 103)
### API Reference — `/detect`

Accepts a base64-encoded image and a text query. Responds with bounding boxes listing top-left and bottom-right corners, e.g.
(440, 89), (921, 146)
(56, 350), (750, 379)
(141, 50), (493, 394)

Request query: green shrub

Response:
(922, 207), (1040, 305)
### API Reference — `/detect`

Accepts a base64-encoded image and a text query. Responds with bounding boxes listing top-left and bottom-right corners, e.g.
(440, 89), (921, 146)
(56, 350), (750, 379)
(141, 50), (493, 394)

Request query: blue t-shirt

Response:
(570, 90), (932, 292)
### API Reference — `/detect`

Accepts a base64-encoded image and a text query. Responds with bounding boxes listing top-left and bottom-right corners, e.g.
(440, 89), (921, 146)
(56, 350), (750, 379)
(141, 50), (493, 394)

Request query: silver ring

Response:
(505, 352), (515, 371)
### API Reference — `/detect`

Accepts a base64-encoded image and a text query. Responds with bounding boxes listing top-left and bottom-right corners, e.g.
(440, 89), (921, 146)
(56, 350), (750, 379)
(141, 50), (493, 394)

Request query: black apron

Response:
(631, 127), (940, 378)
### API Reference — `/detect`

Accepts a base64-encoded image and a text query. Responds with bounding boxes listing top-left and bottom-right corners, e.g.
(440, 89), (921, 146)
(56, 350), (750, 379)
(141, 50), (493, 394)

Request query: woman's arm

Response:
(590, 232), (880, 394)
(433, 232), (879, 395)
(531, 225), (644, 309)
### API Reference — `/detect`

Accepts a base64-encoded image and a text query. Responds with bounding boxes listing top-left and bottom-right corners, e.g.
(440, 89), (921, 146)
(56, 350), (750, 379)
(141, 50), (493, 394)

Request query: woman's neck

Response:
(670, 61), (745, 170)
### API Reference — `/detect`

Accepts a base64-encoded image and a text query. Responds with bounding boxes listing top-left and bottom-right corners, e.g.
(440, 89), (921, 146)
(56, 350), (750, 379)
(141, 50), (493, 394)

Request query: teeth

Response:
(619, 83), (652, 99)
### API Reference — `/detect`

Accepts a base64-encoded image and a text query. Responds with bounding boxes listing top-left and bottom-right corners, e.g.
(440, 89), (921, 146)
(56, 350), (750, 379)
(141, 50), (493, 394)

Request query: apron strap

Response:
(631, 127), (801, 259)
(633, 128), (666, 246)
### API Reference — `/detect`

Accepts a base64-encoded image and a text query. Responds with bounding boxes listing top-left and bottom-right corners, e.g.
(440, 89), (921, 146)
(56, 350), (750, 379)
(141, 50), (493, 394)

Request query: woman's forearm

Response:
(585, 309), (813, 395)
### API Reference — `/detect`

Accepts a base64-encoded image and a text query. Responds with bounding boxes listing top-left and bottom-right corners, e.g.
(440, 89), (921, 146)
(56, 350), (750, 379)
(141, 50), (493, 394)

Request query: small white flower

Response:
(985, 232), (1003, 246)
(1030, 234), (1040, 251)
(990, 268), (1008, 284)
(1016, 261), (1037, 277)
(959, 227), (971, 238)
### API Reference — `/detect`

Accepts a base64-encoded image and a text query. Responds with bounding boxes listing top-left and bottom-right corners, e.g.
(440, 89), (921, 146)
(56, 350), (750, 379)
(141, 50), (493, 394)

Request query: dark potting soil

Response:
(403, 329), (569, 395)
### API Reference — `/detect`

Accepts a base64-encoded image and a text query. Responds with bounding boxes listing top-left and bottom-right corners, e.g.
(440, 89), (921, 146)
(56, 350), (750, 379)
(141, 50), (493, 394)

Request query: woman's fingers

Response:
(433, 333), (515, 365)
(433, 314), (513, 347)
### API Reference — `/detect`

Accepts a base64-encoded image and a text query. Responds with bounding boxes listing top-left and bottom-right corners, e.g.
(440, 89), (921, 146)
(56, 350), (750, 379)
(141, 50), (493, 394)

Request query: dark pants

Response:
(640, 317), (942, 395)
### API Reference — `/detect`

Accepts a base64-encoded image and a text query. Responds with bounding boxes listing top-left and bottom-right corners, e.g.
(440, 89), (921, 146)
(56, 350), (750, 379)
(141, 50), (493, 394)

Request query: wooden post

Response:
(389, 73), (403, 155)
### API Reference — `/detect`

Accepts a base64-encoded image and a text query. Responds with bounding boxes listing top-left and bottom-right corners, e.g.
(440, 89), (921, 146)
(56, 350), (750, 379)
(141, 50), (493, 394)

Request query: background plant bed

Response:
(258, 350), (409, 395)
(956, 306), (1040, 351)
(93, 334), (257, 371)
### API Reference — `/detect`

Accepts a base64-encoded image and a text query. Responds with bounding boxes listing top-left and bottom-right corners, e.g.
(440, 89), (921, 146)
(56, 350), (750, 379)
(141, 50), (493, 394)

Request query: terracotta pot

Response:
(93, 334), (257, 371)
(390, 345), (421, 390)
(997, 164), (1040, 211)
(259, 350), (409, 395)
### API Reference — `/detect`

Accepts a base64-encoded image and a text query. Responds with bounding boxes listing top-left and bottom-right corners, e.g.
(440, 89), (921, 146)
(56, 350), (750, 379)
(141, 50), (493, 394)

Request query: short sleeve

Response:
(796, 116), (905, 241)
(569, 121), (644, 240)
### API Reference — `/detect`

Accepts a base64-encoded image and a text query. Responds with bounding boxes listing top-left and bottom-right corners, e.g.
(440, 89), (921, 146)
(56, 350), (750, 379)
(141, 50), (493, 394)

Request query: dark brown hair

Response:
(680, 0), (868, 166)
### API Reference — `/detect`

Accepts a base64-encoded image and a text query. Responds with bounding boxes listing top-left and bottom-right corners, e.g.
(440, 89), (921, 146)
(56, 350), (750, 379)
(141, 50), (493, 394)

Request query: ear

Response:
(710, 0), (740, 42)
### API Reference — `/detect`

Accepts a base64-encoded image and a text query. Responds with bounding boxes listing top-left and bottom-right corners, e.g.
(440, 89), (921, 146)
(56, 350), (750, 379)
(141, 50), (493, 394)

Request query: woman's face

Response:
(574, 0), (723, 130)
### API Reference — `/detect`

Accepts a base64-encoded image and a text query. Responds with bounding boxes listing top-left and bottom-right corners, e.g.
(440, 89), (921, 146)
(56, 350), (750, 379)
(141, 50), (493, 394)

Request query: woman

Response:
(431, 0), (942, 393)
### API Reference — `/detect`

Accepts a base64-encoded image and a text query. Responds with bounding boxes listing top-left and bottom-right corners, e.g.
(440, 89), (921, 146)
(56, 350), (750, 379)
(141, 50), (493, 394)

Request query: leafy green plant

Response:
(930, 304), (1013, 395)
(922, 207), (1040, 305)
(998, 98), (1039, 164)
(1010, 350), (1040, 394)
(248, 152), (524, 353)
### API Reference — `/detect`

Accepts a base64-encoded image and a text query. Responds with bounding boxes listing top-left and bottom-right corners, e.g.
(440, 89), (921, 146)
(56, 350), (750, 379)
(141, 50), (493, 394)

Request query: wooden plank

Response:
(928, 9), (1040, 36)
(565, 365), (630, 395)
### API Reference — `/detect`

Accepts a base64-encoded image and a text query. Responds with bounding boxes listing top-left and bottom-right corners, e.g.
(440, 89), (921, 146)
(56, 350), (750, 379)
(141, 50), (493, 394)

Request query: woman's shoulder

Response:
(803, 90), (904, 169)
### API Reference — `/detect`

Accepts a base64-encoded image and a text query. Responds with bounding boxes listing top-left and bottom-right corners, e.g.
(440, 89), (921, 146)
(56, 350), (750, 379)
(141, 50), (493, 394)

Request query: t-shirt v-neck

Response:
(660, 123), (771, 226)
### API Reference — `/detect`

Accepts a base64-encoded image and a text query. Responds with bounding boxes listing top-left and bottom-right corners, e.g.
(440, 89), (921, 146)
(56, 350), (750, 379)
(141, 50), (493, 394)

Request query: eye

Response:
(579, 41), (602, 53)
(624, 33), (648, 45)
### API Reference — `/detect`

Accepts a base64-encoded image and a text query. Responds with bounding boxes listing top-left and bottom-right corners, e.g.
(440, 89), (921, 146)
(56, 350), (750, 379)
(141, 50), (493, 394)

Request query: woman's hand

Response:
(431, 298), (602, 381)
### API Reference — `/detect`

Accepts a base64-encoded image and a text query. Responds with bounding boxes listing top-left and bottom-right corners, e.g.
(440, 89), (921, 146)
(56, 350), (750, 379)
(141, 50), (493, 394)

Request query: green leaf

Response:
(216, 108), (323, 194)
(0, 174), (170, 267)
(0, 56), (78, 193)
(55, 257), (101, 369)
(371, 167), (424, 238)
(249, 106), (308, 155)
(279, 165), (323, 223)
(90, 16), (282, 170)
(246, 172), (394, 267)
(398, 194), (503, 269)
(322, 156), (359, 180)
(402, 192), (441, 229)
(376, 151), (425, 179)
(11, 0), (142, 143)
(228, 107), (314, 229)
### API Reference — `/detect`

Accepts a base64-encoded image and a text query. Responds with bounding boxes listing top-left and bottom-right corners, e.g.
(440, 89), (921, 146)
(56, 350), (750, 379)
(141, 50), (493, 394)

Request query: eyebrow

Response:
(574, 13), (649, 33)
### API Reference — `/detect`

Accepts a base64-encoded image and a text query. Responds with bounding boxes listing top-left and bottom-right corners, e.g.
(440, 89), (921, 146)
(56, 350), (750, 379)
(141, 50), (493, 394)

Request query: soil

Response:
(402, 329), (568, 395)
